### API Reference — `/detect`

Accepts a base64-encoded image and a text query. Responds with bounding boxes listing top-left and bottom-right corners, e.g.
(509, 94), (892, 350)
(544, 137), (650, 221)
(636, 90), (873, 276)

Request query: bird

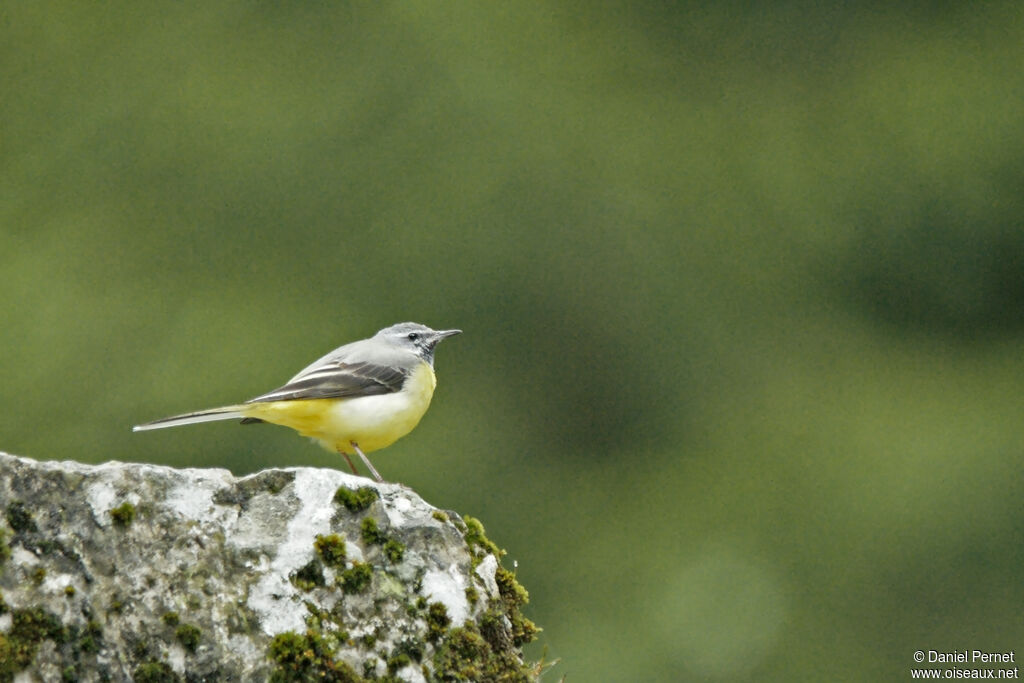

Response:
(133, 322), (461, 482)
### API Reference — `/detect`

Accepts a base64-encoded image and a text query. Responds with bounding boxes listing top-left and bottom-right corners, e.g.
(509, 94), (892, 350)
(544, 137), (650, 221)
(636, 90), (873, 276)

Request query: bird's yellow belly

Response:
(241, 362), (437, 454)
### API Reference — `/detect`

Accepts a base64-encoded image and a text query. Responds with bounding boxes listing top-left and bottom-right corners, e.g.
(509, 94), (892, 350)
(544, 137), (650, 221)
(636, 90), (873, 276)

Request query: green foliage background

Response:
(3, 3), (1023, 680)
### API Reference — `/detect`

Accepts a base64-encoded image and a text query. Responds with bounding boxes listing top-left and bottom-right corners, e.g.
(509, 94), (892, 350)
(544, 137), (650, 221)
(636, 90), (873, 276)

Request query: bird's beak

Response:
(435, 329), (462, 340)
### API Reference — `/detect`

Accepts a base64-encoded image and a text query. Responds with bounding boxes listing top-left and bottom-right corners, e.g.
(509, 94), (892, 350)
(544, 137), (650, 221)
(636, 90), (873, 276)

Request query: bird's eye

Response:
(407, 332), (419, 341)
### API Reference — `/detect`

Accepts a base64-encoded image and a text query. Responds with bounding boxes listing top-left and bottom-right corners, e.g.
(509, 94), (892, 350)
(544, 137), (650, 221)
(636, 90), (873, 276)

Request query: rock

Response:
(0, 453), (539, 682)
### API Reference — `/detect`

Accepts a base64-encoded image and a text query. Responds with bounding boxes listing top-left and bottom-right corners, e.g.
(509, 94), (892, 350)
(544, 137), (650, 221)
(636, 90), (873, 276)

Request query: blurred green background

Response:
(3, 2), (1023, 680)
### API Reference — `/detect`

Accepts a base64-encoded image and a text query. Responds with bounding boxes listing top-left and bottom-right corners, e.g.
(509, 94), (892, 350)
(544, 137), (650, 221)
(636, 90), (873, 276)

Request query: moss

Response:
(478, 609), (513, 653)
(109, 502), (136, 527)
(432, 623), (534, 683)
(267, 630), (364, 682)
(314, 534), (347, 569)
(64, 585), (76, 597)
(302, 602), (348, 642)
(453, 515), (540, 665)
(361, 659), (380, 679)
(383, 539), (405, 563)
(260, 510), (541, 683)
(30, 567), (46, 585)
(334, 485), (379, 513)
(393, 638), (424, 664)
(432, 625), (490, 682)
(359, 517), (384, 545)
(161, 611), (180, 626)
(13, 607), (65, 644)
(494, 568), (539, 647)
(133, 660), (180, 683)
(462, 516), (502, 563)
(292, 559), (326, 591)
(25, 538), (60, 557)
(359, 518), (404, 564)
(0, 530), (10, 564)
(0, 592), (7, 615)
(0, 636), (13, 680)
(386, 652), (411, 674)
(175, 623), (201, 652)
(0, 607), (67, 677)
(431, 510), (450, 523)
(77, 620), (103, 654)
(5, 501), (37, 533)
(424, 517), (541, 681)
(426, 602), (451, 642)
(61, 665), (77, 682)
(131, 637), (151, 660)
(339, 562), (372, 593)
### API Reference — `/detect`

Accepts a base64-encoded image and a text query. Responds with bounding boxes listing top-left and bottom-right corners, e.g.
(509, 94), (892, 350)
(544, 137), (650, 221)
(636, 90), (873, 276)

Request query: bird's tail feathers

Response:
(132, 405), (247, 432)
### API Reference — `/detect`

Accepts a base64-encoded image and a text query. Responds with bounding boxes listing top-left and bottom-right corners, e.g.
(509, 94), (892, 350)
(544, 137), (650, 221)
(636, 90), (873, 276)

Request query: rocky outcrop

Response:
(0, 453), (539, 682)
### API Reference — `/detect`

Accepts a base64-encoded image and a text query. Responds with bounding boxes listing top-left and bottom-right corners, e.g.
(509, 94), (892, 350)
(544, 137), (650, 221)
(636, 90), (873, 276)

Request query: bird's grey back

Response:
(287, 334), (418, 384)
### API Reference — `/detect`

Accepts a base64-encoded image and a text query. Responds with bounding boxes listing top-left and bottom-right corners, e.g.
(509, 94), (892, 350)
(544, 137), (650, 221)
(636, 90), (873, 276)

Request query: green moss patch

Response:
(359, 518), (405, 564)
(5, 501), (37, 534)
(426, 602), (451, 642)
(109, 502), (136, 527)
(0, 607), (67, 679)
(432, 621), (537, 683)
(133, 660), (180, 683)
(382, 540), (405, 563)
(262, 512), (541, 682)
(314, 534), (348, 569)
(267, 630), (362, 682)
(386, 651), (411, 674)
(494, 567), (539, 648)
(462, 516), (502, 563)
(174, 623), (201, 652)
(292, 559), (326, 591)
(339, 562), (372, 593)
(333, 486), (379, 513)
(76, 620), (103, 655)
(359, 517), (384, 545)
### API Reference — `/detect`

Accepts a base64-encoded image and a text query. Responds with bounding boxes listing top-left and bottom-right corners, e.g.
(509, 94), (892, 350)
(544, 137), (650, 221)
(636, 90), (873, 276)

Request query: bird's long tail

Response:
(132, 405), (248, 432)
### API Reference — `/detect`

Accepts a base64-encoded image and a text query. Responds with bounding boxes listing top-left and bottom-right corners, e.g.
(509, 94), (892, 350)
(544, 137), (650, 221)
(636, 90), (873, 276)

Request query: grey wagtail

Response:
(133, 322), (461, 482)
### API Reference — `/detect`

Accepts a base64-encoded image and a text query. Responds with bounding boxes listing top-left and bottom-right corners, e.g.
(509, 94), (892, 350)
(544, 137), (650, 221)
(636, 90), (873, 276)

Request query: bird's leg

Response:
(338, 450), (358, 475)
(351, 442), (384, 483)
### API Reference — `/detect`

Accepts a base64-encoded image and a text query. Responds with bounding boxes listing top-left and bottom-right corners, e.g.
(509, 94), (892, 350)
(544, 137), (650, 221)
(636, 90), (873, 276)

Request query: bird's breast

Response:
(319, 361), (437, 452)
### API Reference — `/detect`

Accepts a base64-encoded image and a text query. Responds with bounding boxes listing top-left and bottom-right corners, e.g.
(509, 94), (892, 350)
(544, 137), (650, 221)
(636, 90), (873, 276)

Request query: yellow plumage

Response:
(237, 362), (437, 454)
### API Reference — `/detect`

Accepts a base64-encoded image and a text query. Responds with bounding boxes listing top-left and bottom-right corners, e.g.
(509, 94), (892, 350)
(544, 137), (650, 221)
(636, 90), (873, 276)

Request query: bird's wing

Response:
(245, 360), (409, 403)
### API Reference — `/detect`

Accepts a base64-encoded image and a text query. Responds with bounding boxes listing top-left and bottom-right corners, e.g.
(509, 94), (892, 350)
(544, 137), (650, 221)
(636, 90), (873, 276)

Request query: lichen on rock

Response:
(0, 452), (540, 681)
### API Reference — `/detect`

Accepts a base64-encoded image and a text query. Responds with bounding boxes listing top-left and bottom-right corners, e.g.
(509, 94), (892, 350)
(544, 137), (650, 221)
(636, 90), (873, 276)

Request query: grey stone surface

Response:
(0, 453), (538, 682)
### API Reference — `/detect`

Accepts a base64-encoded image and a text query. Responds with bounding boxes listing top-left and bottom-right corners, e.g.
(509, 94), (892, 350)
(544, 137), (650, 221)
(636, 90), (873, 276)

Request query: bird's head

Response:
(376, 322), (462, 364)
